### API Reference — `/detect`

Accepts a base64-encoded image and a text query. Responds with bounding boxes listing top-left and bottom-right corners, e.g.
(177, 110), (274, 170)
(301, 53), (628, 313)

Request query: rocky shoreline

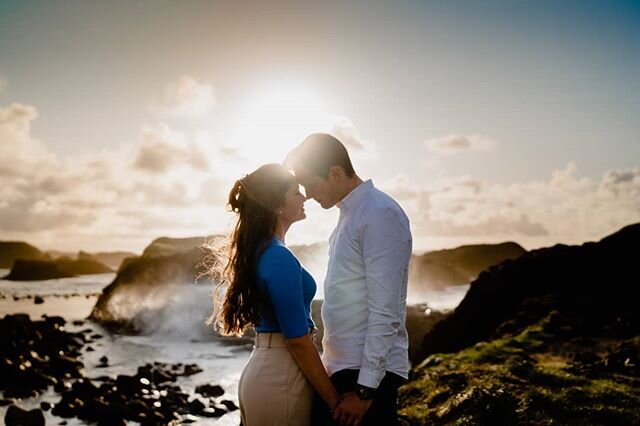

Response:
(1, 314), (238, 426)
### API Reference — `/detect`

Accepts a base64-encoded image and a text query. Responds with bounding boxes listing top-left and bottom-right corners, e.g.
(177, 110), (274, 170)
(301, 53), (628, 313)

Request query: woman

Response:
(208, 163), (341, 426)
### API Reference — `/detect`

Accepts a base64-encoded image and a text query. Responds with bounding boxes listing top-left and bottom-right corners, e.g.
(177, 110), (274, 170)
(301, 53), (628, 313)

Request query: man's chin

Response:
(320, 201), (336, 209)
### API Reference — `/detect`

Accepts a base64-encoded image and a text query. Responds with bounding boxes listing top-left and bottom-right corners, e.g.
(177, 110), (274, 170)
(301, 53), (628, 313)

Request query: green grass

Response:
(399, 314), (640, 425)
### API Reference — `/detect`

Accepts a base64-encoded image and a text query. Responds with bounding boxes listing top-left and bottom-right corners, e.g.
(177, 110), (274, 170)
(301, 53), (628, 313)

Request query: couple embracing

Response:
(210, 133), (412, 426)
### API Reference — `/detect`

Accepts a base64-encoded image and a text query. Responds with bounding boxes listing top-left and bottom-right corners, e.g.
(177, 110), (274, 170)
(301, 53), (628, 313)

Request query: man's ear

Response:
(328, 165), (346, 182)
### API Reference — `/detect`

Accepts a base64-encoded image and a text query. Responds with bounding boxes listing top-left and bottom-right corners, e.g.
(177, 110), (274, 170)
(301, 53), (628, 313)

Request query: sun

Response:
(228, 83), (336, 167)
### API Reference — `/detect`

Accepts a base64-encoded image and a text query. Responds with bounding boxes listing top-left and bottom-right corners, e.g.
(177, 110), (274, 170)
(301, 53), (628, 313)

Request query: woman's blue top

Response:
(254, 237), (316, 339)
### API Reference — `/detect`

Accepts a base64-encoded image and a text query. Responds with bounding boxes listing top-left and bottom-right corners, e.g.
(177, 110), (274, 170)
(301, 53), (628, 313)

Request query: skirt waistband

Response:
(255, 328), (318, 348)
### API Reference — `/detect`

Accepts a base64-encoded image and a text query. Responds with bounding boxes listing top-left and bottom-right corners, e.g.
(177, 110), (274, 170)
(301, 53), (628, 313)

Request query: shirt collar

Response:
(337, 179), (373, 212)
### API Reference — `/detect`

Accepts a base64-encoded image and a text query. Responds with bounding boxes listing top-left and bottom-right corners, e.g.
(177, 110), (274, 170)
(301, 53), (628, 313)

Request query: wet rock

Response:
(195, 383), (224, 398)
(187, 397), (206, 414)
(200, 406), (226, 417)
(4, 405), (45, 426)
(219, 399), (239, 411)
(1, 314), (84, 399)
(183, 363), (203, 376)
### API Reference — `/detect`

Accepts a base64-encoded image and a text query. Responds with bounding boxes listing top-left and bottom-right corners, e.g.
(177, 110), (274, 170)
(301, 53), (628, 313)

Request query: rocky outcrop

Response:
(0, 241), (43, 268)
(400, 223), (640, 426)
(409, 242), (526, 290)
(3, 257), (113, 281)
(415, 224), (639, 362)
(89, 238), (206, 330)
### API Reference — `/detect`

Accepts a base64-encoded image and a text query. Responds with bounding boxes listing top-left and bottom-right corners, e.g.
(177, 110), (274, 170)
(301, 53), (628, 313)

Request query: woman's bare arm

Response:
(286, 334), (341, 410)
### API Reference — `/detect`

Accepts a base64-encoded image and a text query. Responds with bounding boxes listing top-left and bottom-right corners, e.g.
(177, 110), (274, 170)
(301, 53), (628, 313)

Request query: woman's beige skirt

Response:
(238, 332), (313, 426)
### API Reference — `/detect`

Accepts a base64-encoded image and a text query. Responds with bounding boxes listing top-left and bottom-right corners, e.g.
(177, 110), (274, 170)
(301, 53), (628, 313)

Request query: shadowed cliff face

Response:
(415, 223), (640, 363)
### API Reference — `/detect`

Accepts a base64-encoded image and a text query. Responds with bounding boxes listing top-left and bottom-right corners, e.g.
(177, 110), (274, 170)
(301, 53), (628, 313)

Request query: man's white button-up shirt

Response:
(321, 179), (412, 389)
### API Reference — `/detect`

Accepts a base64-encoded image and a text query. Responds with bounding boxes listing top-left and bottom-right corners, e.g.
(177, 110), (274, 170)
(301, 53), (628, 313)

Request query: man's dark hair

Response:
(284, 133), (356, 178)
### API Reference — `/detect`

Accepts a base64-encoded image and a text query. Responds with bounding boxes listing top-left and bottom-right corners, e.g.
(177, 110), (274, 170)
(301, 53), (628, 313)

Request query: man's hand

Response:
(332, 392), (373, 426)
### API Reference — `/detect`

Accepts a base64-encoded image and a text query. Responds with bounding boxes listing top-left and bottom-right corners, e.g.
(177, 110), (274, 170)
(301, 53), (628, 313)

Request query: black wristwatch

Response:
(355, 384), (376, 400)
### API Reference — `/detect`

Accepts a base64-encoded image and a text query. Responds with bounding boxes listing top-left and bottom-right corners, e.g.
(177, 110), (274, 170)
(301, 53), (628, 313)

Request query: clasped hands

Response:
(331, 392), (373, 426)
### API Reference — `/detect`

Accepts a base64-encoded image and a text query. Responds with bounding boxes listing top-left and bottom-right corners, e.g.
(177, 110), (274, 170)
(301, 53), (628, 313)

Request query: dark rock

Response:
(187, 397), (206, 414)
(409, 242), (527, 291)
(416, 223), (640, 363)
(195, 383), (224, 398)
(4, 259), (75, 280)
(200, 406), (226, 417)
(0, 241), (43, 268)
(3, 256), (113, 281)
(4, 405), (45, 426)
(219, 399), (239, 411)
(116, 374), (143, 396)
(183, 363), (203, 376)
(34, 295), (44, 304)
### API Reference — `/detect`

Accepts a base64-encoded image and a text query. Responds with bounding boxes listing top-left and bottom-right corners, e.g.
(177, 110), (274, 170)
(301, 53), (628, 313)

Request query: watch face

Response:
(357, 385), (374, 400)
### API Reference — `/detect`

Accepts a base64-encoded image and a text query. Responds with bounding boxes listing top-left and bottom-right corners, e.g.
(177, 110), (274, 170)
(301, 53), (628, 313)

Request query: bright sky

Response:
(1, 0), (639, 253)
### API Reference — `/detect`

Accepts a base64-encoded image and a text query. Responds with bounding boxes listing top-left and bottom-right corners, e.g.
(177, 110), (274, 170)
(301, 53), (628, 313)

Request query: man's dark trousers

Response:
(311, 369), (406, 426)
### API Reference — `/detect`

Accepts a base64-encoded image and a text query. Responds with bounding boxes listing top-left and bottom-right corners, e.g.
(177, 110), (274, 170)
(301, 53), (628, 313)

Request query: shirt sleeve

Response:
(261, 246), (310, 339)
(358, 206), (412, 388)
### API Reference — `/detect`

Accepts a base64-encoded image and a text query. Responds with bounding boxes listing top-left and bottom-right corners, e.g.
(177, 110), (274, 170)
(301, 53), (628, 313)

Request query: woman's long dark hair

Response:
(206, 163), (297, 336)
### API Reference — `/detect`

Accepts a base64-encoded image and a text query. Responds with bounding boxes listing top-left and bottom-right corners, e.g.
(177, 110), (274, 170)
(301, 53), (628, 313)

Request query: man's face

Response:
(293, 167), (340, 209)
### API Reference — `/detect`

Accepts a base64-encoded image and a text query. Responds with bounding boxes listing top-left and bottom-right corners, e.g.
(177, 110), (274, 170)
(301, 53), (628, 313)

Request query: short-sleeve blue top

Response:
(254, 237), (316, 338)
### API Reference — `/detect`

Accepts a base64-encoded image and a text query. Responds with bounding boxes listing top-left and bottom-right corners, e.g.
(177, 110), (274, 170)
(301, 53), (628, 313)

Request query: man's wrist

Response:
(355, 384), (376, 400)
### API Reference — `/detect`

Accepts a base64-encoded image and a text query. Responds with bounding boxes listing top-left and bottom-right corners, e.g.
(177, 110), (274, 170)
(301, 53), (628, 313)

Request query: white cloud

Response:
(152, 75), (216, 118)
(425, 134), (498, 155)
(382, 162), (640, 250)
(0, 103), (58, 178)
(133, 123), (211, 173)
(328, 115), (379, 164)
(0, 103), (231, 251)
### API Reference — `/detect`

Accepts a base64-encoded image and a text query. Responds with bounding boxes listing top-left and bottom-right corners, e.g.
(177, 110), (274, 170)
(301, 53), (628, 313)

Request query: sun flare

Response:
(228, 83), (336, 167)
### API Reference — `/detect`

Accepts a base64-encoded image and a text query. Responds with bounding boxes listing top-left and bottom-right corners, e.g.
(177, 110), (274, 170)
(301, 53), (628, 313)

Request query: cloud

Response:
(329, 115), (379, 162)
(382, 162), (640, 249)
(0, 103), (57, 178)
(133, 123), (210, 173)
(0, 104), (231, 251)
(152, 75), (216, 118)
(425, 134), (498, 154)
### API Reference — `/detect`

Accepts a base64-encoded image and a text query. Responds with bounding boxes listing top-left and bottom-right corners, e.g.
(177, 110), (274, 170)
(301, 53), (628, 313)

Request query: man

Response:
(285, 133), (412, 426)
